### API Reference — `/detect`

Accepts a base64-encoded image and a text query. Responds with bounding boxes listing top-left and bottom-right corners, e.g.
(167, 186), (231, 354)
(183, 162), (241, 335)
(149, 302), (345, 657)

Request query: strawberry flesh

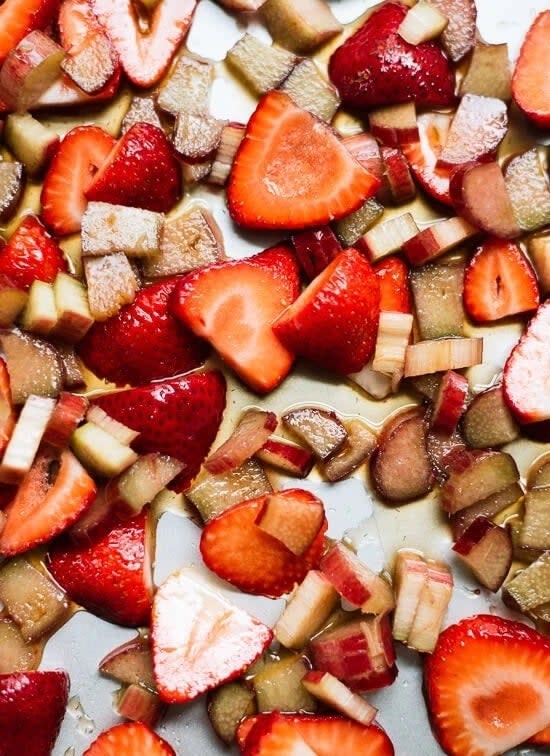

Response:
(0, 0), (59, 65)
(83, 721), (176, 755)
(373, 256), (412, 313)
(0, 215), (67, 290)
(512, 11), (550, 128)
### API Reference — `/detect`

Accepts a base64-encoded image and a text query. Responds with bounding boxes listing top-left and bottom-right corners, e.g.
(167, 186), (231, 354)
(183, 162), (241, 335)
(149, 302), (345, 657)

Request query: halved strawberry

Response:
(92, 372), (226, 491)
(91, 0), (197, 88)
(0, 359), (16, 458)
(47, 509), (153, 627)
(0, 448), (97, 556)
(85, 122), (182, 213)
(172, 246), (300, 394)
(463, 237), (540, 322)
(373, 256), (412, 314)
(78, 277), (209, 387)
(200, 489), (328, 597)
(227, 91), (380, 230)
(425, 614), (550, 756)
(512, 11), (550, 128)
(401, 112), (454, 205)
(83, 722), (175, 756)
(0, 0), (59, 65)
(273, 249), (380, 376)
(0, 215), (67, 290)
(41, 125), (116, 236)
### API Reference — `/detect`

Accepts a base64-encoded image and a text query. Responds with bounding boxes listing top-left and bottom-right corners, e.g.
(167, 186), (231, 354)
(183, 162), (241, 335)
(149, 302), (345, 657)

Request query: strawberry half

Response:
(425, 614), (550, 756)
(463, 237), (540, 322)
(512, 11), (550, 128)
(0, 215), (67, 290)
(0, 0), (59, 65)
(41, 125), (116, 236)
(84, 721), (175, 756)
(328, 2), (456, 110)
(401, 112), (454, 206)
(172, 246), (300, 394)
(200, 489), (327, 598)
(273, 249), (380, 376)
(85, 122), (182, 213)
(227, 91), (380, 230)
(373, 256), (412, 314)
(77, 277), (209, 387)
(47, 509), (153, 627)
(91, 372), (226, 491)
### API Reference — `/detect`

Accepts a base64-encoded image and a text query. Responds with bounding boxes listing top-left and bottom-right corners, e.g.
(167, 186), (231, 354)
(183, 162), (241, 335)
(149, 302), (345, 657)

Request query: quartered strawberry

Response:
(200, 489), (328, 598)
(0, 358), (16, 457)
(41, 125), (116, 236)
(172, 246), (300, 394)
(425, 614), (550, 756)
(463, 238), (540, 322)
(328, 2), (456, 110)
(0, 0), (59, 65)
(512, 11), (550, 128)
(84, 722), (175, 756)
(85, 122), (182, 213)
(373, 256), (412, 314)
(0, 215), (67, 290)
(152, 568), (272, 703)
(0, 670), (69, 756)
(47, 509), (153, 627)
(273, 248), (380, 376)
(91, 0), (197, 88)
(78, 277), (209, 387)
(0, 448), (97, 557)
(401, 112), (454, 206)
(227, 91), (380, 230)
(92, 372), (226, 491)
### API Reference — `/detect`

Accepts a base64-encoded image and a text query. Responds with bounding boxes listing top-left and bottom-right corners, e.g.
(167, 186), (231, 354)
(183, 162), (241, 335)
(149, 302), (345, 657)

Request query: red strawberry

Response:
(0, 448), (97, 557)
(463, 238), (540, 322)
(199, 489), (328, 598)
(0, 215), (67, 290)
(425, 614), (550, 756)
(152, 567), (272, 703)
(373, 256), (412, 313)
(0, 0), (59, 65)
(291, 227), (343, 282)
(77, 277), (209, 387)
(0, 358), (16, 458)
(85, 122), (182, 213)
(503, 300), (550, 425)
(91, 0), (197, 88)
(512, 11), (550, 128)
(172, 246), (300, 394)
(401, 112), (454, 206)
(84, 721), (175, 756)
(227, 91), (380, 230)
(273, 248), (380, 376)
(48, 509), (153, 627)
(92, 372), (226, 491)
(0, 670), (69, 756)
(328, 2), (455, 110)
(41, 125), (116, 235)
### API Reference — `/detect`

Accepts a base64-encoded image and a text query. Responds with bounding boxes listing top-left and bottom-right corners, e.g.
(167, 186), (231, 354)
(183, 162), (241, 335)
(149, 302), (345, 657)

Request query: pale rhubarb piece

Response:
(334, 199), (384, 247)
(275, 570), (339, 649)
(372, 311), (413, 376)
(459, 42), (512, 101)
(397, 1), (448, 44)
(410, 261), (465, 339)
(256, 437), (314, 478)
(520, 488), (550, 550)
(61, 33), (117, 94)
(0, 31), (64, 111)
(4, 113), (59, 175)
(156, 54), (213, 116)
(404, 337), (482, 377)
(440, 450), (520, 514)
(207, 682), (256, 746)
(182, 159), (213, 185)
(226, 34), (296, 95)
(437, 94), (508, 167)
(57, 344), (85, 390)
(0, 162), (24, 222)
(53, 273), (94, 342)
(362, 213), (419, 262)
(84, 253), (139, 321)
(81, 202), (162, 257)
(0, 285), (27, 327)
(302, 671), (378, 726)
(368, 103), (419, 147)
(44, 392), (89, 448)
(527, 234), (550, 295)
(122, 95), (162, 134)
(0, 328), (63, 404)
(115, 684), (166, 727)
(71, 421), (138, 477)
(0, 618), (44, 674)
(504, 147), (550, 233)
(502, 553), (550, 613)
(347, 362), (393, 400)
(453, 517), (513, 592)
(261, 0), (342, 54)
(0, 394), (55, 483)
(205, 409), (277, 475)
(402, 217), (478, 266)
(282, 407), (347, 461)
(86, 405), (139, 446)
(208, 123), (246, 187)
(99, 636), (156, 690)
(407, 561), (453, 653)
(173, 113), (225, 162)
(256, 490), (324, 556)
(392, 550), (428, 643)
(279, 59), (340, 122)
(19, 280), (58, 337)
(108, 453), (184, 519)
(253, 654), (317, 713)
(321, 419), (377, 482)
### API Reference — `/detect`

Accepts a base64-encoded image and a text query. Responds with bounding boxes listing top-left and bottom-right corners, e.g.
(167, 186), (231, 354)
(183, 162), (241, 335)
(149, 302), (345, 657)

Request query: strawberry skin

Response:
(0, 215), (67, 290)
(512, 11), (550, 128)
(0, 0), (59, 65)
(273, 248), (380, 376)
(92, 372), (226, 491)
(329, 2), (455, 110)
(84, 721), (175, 756)
(47, 509), (153, 627)
(227, 91), (380, 230)
(425, 614), (550, 756)
(373, 256), (412, 313)
(77, 277), (209, 387)
(85, 122), (182, 213)
(0, 670), (69, 756)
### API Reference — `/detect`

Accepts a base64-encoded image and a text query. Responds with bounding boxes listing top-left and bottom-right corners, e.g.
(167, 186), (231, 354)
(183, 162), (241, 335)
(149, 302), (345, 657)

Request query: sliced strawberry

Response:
(0, 215), (67, 290)
(227, 91), (380, 230)
(0, 358), (16, 458)
(0, 448), (96, 557)
(172, 246), (300, 394)
(425, 614), (550, 756)
(373, 256), (412, 313)
(512, 11), (550, 128)
(273, 249), (380, 376)
(152, 567), (272, 703)
(92, 372), (226, 491)
(291, 227), (343, 282)
(0, 0), (59, 65)
(463, 238), (540, 322)
(91, 0), (197, 88)
(85, 122), (182, 213)
(328, 2), (455, 110)
(83, 721), (175, 756)
(401, 112), (453, 205)
(0, 670), (69, 756)
(47, 509), (153, 627)
(200, 489), (328, 598)
(77, 277), (209, 387)
(41, 125), (116, 236)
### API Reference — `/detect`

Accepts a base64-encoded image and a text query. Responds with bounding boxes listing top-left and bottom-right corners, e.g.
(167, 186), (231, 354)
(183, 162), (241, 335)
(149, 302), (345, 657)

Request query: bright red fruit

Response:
(373, 256), (412, 313)
(0, 358), (16, 458)
(0, 215), (67, 290)
(401, 112), (454, 205)
(84, 721), (175, 756)
(0, 0), (59, 65)
(512, 11), (550, 128)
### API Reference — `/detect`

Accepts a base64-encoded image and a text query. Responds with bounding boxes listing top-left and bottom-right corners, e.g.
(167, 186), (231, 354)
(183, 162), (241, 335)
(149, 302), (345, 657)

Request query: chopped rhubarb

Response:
(440, 450), (520, 514)
(205, 409), (277, 475)
(256, 438), (314, 478)
(302, 670), (378, 725)
(430, 370), (469, 436)
(282, 407), (347, 462)
(392, 550), (428, 643)
(256, 490), (325, 557)
(274, 570), (339, 650)
(407, 561), (453, 653)
(452, 517), (513, 591)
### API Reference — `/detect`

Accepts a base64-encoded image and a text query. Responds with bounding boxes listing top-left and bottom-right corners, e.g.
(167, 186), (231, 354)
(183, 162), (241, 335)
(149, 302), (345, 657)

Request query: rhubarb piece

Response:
(52, 273), (93, 342)
(208, 123), (245, 187)
(378, 146), (416, 205)
(84, 252), (139, 321)
(528, 454), (550, 489)
(430, 370), (468, 436)
(361, 213), (419, 262)
(429, 0), (476, 61)
(504, 147), (550, 233)
(99, 636), (155, 690)
(43, 392), (88, 448)
(371, 408), (435, 503)
(0, 280), (27, 327)
(321, 419), (377, 482)
(302, 671), (377, 726)
(207, 682), (256, 745)
(253, 654), (316, 713)
(392, 550), (428, 643)
(348, 362), (393, 400)
(71, 421), (138, 477)
(261, 0), (342, 53)
(372, 311), (413, 377)
(450, 482), (524, 541)
(426, 424), (467, 482)
(85, 406), (139, 446)
(404, 337), (483, 377)
(397, 1), (448, 45)
(0, 31), (64, 111)
(226, 34), (296, 95)
(438, 95), (507, 168)
(279, 59), (340, 122)
(205, 410), (277, 475)
(453, 517), (513, 591)
(462, 385), (519, 448)
(410, 260), (465, 339)
(81, 202), (162, 257)
(408, 373), (442, 402)
(256, 438), (314, 478)
(156, 54), (213, 116)
(0, 394), (55, 483)
(528, 234), (550, 296)
(343, 133), (384, 182)
(0, 618), (43, 674)
(0, 328), (63, 404)
(401, 111), (453, 205)
(368, 103), (418, 147)
(0, 359), (16, 458)
(182, 159), (212, 185)
(4, 113), (59, 175)
(56, 344), (85, 391)
(459, 42), (512, 100)
(290, 227), (343, 282)
(121, 95), (162, 134)
(282, 407), (347, 462)
(20, 280), (57, 337)
(520, 488), (550, 550)
(108, 454), (184, 518)
(61, 30), (117, 95)
(274, 570), (339, 650)
(440, 450), (520, 513)
(256, 490), (325, 557)
(407, 561), (453, 653)
(512, 11), (550, 128)
(402, 217), (478, 266)
(508, 517), (545, 565)
(172, 113), (224, 162)
(503, 553), (550, 613)
(0, 162), (24, 223)
(116, 683), (165, 727)
(334, 199), (384, 247)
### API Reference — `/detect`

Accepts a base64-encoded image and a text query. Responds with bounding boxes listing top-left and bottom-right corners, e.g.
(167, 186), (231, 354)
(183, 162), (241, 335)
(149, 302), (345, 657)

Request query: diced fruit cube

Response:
(279, 59), (340, 122)
(407, 561), (453, 653)
(4, 113), (59, 175)
(334, 199), (384, 247)
(402, 217), (478, 266)
(109, 454), (184, 519)
(449, 482), (523, 540)
(256, 490), (325, 557)
(86, 406), (139, 446)
(71, 422), (138, 477)
(205, 409), (277, 475)
(440, 450), (520, 513)
(121, 95), (162, 135)
(0, 161), (25, 222)
(397, 1), (448, 45)
(252, 654), (316, 713)
(361, 213), (419, 262)
(410, 260), (465, 340)
(0, 281), (28, 328)
(261, 0), (342, 53)
(368, 103), (418, 147)
(404, 337), (483, 377)
(81, 202), (162, 257)
(302, 670), (377, 725)
(53, 272), (94, 342)
(527, 234), (550, 296)
(462, 385), (519, 448)
(459, 42), (512, 100)
(207, 682), (256, 745)
(504, 147), (550, 233)
(99, 636), (156, 690)
(226, 34), (296, 95)
(283, 407), (347, 462)
(520, 488), (550, 550)
(208, 123), (245, 187)
(156, 54), (213, 116)
(321, 419), (377, 482)
(61, 31), (117, 95)
(0, 31), (64, 111)
(452, 517), (513, 591)
(430, 370), (468, 436)
(392, 550), (428, 643)
(0, 394), (55, 483)
(502, 553), (550, 613)
(115, 684), (166, 727)
(0, 328), (63, 404)
(347, 362), (393, 401)
(437, 94), (507, 168)
(0, 618), (44, 674)
(274, 570), (339, 650)
(256, 438), (314, 478)
(43, 392), (88, 449)
(84, 252), (139, 322)
(20, 280), (57, 337)
(172, 113), (225, 162)
(372, 311), (413, 377)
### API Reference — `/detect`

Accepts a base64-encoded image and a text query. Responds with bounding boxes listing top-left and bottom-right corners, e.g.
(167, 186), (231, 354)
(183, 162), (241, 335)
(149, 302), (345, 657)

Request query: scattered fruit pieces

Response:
(83, 721), (175, 756)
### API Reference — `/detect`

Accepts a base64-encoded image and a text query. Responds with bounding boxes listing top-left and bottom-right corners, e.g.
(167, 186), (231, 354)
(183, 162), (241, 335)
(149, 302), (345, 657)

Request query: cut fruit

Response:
(226, 34), (296, 96)
(99, 636), (156, 690)
(410, 260), (465, 340)
(520, 488), (550, 550)
(256, 490), (325, 557)
(279, 58), (340, 123)
(290, 227), (343, 282)
(156, 52), (211, 115)
(372, 311), (413, 377)
(172, 112), (224, 162)
(282, 407), (347, 462)
(4, 113), (59, 175)
(115, 684), (165, 727)
(83, 722), (175, 755)
(440, 450), (520, 513)
(437, 94), (507, 168)
(302, 671), (377, 726)
(0, 394), (55, 483)
(256, 438), (314, 478)
(109, 454), (183, 519)
(71, 422), (138, 478)
(373, 256), (412, 315)
(404, 337), (483, 377)
(527, 454), (550, 489)
(321, 419), (377, 483)
(459, 41), (512, 100)
(0, 359), (16, 459)
(52, 272), (94, 343)
(348, 362), (393, 401)
(402, 217), (478, 266)
(86, 406), (139, 447)
(205, 409), (277, 475)
(429, 0), (476, 61)
(504, 147), (550, 233)
(452, 517), (513, 591)
(0, 328), (63, 404)
(0, 31), (64, 111)
(0, 618), (44, 674)
(401, 112), (453, 205)
(0, 280), (28, 328)
(449, 482), (523, 540)
(397, 1), (448, 45)
(20, 280), (57, 336)
(83, 253), (139, 322)
(252, 653), (316, 713)
(0, 162), (25, 223)
(502, 553), (550, 613)
(261, 0), (342, 53)
(81, 202), (162, 258)
(274, 570), (339, 650)
(462, 385), (519, 448)
(512, 10), (550, 128)
(207, 682), (256, 745)
(121, 94), (162, 134)
(361, 213), (419, 262)
(430, 370), (469, 436)
(407, 561), (453, 653)
(392, 550), (428, 643)
(527, 234), (550, 296)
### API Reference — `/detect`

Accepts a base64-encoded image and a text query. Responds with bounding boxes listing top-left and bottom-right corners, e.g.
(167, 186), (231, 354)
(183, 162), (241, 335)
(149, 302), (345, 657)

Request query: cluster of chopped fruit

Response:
(0, 0), (549, 753)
